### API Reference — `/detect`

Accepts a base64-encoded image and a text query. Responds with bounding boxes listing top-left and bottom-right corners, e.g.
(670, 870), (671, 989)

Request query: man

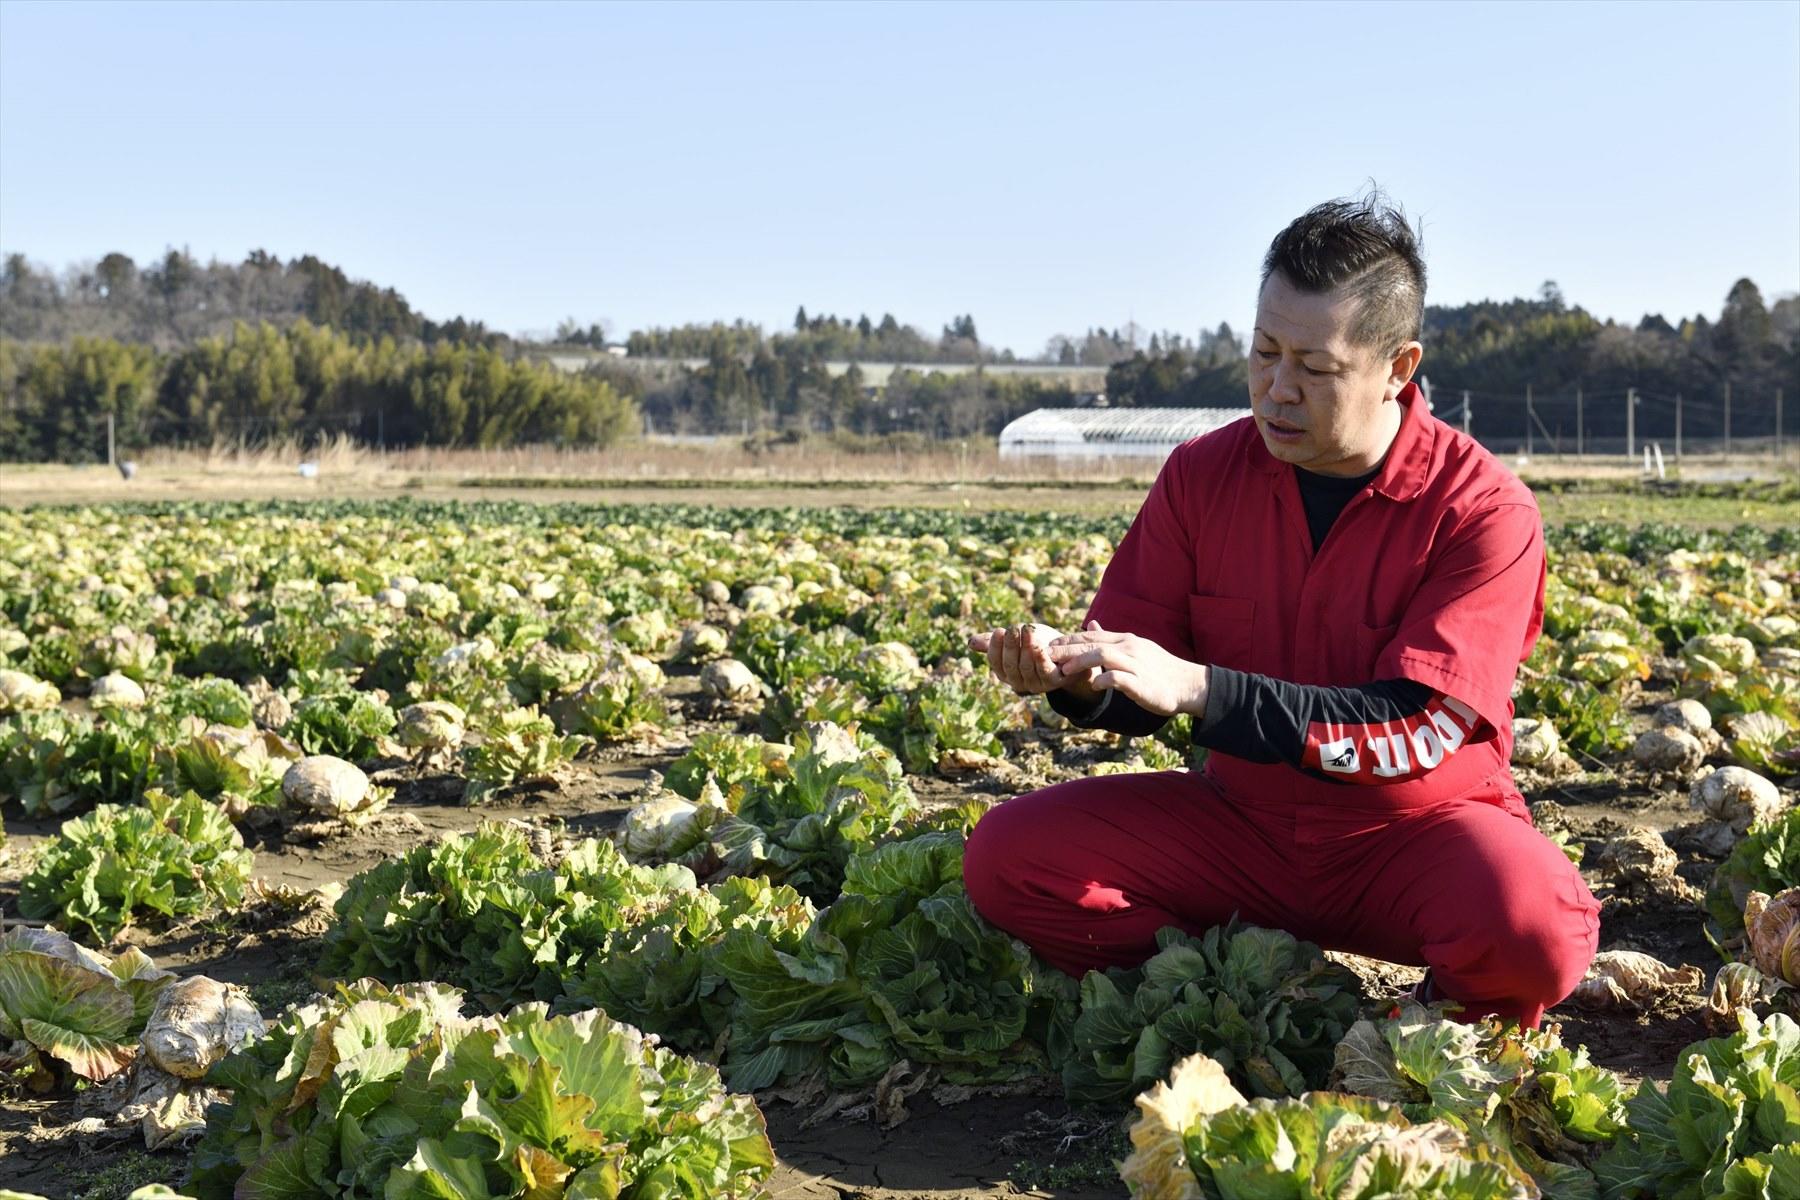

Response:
(962, 195), (1599, 1029)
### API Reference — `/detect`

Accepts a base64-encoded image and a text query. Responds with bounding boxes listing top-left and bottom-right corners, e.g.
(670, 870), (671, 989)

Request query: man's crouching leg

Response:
(1328, 795), (1600, 1029)
(963, 770), (1300, 979)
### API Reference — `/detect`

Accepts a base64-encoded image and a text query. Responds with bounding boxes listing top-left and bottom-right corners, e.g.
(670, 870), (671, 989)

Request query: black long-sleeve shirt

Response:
(1046, 463), (1485, 784)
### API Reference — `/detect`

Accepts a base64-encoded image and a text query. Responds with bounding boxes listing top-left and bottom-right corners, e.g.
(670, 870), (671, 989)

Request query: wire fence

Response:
(1, 410), (383, 464)
(5, 379), (1795, 465)
(1425, 382), (1791, 460)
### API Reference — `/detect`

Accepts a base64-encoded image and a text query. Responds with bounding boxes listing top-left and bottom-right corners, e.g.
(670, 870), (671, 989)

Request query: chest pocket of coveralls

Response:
(1187, 594), (1256, 673)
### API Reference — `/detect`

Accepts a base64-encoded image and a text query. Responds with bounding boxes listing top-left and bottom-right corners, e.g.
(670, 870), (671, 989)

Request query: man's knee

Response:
(1493, 891), (1599, 1008)
(1435, 867), (1600, 1023)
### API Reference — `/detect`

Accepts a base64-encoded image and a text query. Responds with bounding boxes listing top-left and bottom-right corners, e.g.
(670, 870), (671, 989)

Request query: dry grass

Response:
(0, 435), (1156, 511)
(373, 439), (1158, 486)
(104, 436), (1167, 487)
(131, 432), (369, 474)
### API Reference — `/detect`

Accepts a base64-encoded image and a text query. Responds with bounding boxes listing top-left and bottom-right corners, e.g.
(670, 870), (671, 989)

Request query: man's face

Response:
(1249, 272), (1419, 476)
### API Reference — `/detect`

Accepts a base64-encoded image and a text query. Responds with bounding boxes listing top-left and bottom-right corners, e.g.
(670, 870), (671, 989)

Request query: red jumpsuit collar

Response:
(1247, 379), (1435, 502)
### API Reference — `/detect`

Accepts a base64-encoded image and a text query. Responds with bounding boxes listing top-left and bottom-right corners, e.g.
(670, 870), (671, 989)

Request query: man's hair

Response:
(1260, 190), (1426, 358)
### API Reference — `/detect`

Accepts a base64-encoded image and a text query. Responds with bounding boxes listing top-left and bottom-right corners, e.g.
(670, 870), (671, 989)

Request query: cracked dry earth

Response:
(1, 699), (1777, 1200)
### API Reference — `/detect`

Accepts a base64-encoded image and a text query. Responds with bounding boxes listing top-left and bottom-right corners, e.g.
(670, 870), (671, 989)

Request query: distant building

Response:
(998, 407), (1251, 462)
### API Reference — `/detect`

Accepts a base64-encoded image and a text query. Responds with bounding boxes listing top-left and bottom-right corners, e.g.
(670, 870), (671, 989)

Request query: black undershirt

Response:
(1045, 463), (1438, 773)
(1297, 462), (1380, 552)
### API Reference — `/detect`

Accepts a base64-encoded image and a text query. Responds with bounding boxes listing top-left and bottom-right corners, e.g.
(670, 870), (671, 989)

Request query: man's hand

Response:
(968, 621), (1102, 699)
(1045, 621), (1212, 718)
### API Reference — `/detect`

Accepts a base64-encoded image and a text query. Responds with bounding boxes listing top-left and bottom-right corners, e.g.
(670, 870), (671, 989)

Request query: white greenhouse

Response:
(997, 407), (1251, 462)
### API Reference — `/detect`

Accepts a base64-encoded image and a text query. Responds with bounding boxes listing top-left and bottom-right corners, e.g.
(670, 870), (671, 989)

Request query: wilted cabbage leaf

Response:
(1744, 888), (1800, 986)
(1331, 999), (1628, 1195)
(1119, 1049), (1532, 1200)
(0, 928), (172, 1083)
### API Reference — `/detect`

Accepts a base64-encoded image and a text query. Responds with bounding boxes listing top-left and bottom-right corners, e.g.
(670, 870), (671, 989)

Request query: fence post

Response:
(1724, 380), (1731, 458)
(1525, 384), (1533, 456)
(1626, 387), (1636, 460)
(1776, 388), (1783, 461)
(1461, 390), (1471, 437)
(1675, 393), (1682, 461)
(1575, 386), (1583, 456)
(106, 412), (115, 468)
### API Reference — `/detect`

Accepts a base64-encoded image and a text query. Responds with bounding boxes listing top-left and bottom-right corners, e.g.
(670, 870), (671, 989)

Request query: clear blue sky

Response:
(2, 0), (1796, 356)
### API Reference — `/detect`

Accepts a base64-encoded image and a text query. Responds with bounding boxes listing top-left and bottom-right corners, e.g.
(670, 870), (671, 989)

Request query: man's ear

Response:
(1385, 342), (1424, 401)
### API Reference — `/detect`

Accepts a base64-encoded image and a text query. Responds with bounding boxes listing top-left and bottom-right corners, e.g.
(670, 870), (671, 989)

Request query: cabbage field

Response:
(1, 496), (1798, 1200)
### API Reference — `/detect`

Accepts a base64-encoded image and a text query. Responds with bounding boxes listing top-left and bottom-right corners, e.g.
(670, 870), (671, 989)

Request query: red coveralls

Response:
(963, 382), (1601, 1028)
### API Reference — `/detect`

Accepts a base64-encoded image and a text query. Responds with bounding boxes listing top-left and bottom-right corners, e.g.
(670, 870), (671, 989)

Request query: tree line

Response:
(0, 320), (636, 462)
(1, 244), (1793, 450)
(0, 245), (1233, 372)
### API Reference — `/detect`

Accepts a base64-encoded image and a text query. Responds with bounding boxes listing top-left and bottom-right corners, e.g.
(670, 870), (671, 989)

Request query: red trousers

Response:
(962, 768), (1600, 1028)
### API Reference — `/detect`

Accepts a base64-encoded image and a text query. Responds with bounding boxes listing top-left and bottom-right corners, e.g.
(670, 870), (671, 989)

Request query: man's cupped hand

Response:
(967, 620), (1209, 718)
(1043, 622), (1210, 718)
(967, 621), (1093, 697)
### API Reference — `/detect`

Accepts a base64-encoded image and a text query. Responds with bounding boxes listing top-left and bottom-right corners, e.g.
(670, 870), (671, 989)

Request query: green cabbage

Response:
(1593, 1011), (1800, 1199)
(652, 723), (916, 903)
(18, 788), (254, 942)
(1062, 922), (1361, 1106)
(318, 824), (694, 1009)
(1710, 808), (1800, 942)
(189, 980), (774, 1200)
(714, 829), (1045, 1092)
(461, 706), (592, 804)
(562, 875), (815, 1056)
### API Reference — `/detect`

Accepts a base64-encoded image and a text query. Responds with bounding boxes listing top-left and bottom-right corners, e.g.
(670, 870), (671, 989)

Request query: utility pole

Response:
(1525, 384), (1533, 456)
(1675, 393), (1683, 461)
(1724, 380), (1732, 458)
(1626, 387), (1636, 460)
(1461, 390), (1471, 437)
(1575, 387), (1584, 456)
